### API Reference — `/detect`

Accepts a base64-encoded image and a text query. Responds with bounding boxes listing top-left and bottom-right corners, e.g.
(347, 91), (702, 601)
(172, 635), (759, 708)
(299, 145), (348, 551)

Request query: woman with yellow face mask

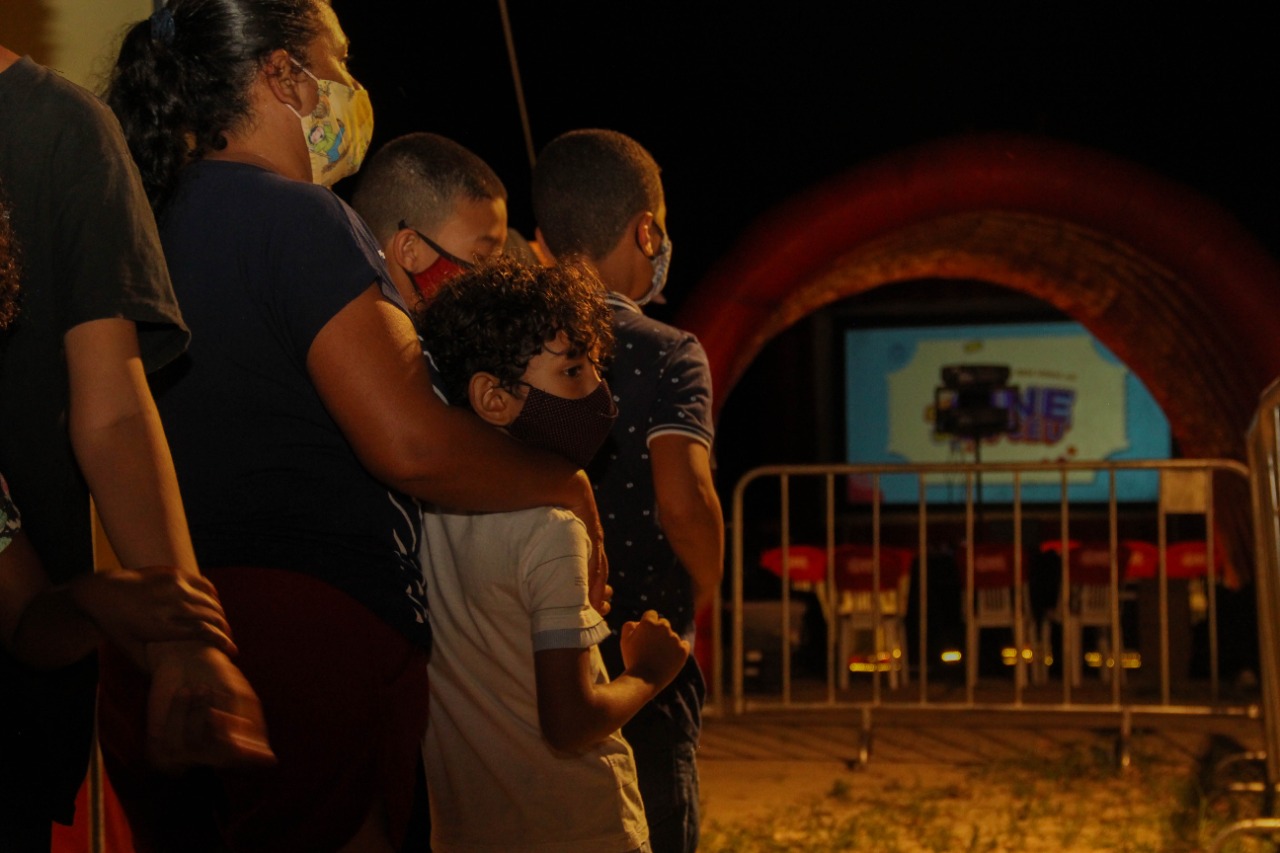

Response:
(103, 2), (606, 851)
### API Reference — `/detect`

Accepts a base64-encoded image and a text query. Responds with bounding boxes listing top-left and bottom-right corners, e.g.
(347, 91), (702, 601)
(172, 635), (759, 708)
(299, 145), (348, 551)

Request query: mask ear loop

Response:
(398, 220), (477, 269)
(632, 217), (669, 306)
(283, 55), (319, 119)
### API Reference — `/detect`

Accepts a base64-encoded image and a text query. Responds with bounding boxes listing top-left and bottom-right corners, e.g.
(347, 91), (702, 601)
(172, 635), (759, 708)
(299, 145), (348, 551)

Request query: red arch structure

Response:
(677, 133), (1280, 465)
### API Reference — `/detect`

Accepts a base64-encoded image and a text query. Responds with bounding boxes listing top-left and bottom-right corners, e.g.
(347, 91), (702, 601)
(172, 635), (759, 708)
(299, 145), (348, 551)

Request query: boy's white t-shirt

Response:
(421, 505), (648, 853)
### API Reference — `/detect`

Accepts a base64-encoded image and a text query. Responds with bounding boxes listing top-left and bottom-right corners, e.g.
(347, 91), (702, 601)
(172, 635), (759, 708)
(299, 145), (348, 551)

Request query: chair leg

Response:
(1032, 620), (1050, 685)
(966, 622), (977, 686)
(898, 623), (909, 688)
(1096, 630), (1126, 687)
(1097, 630), (1109, 682)
(1068, 622), (1083, 688)
(838, 618), (851, 690)
(882, 623), (904, 690)
(885, 627), (899, 691)
(1014, 639), (1027, 689)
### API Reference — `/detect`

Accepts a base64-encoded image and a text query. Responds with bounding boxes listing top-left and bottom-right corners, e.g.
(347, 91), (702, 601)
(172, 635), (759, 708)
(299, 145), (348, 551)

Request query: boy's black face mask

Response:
(507, 379), (618, 469)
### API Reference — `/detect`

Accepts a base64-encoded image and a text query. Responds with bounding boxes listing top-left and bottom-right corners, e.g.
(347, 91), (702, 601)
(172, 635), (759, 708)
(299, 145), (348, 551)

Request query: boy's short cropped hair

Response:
(420, 255), (615, 409)
(531, 129), (663, 261)
(352, 132), (508, 245)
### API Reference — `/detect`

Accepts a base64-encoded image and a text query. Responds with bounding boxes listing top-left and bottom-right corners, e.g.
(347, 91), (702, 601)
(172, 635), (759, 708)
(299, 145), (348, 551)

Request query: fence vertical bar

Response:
(825, 473), (837, 703)
(1060, 469), (1072, 704)
(965, 469), (976, 704)
(1013, 472), (1025, 702)
(1110, 469), (1123, 704)
(1206, 467), (1220, 704)
(728, 469), (747, 714)
(917, 474), (930, 704)
(1158, 481), (1171, 706)
(1247, 400), (1280, 801)
(779, 475), (793, 705)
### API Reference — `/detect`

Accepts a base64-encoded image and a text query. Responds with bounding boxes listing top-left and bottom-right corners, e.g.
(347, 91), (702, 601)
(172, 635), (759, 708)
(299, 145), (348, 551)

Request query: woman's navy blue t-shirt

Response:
(155, 160), (429, 648)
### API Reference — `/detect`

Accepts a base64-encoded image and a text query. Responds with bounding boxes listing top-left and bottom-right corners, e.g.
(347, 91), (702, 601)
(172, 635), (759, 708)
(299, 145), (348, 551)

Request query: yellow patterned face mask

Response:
(288, 63), (374, 188)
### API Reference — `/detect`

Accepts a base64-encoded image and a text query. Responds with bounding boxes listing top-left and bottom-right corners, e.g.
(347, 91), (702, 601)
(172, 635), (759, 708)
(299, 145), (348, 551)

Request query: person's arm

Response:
(306, 285), (608, 604)
(64, 317), (272, 768)
(650, 434), (725, 616)
(64, 318), (196, 574)
(307, 285), (592, 512)
(1, 529), (235, 669)
(534, 611), (688, 753)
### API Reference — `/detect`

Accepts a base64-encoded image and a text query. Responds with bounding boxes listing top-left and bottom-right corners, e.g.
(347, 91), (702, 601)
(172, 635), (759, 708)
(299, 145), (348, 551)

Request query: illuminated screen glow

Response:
(844, 321), (1171, 504)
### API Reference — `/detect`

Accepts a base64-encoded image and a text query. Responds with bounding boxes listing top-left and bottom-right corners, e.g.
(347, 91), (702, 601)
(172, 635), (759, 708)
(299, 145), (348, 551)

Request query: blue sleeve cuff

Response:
(532, 619), (611, 652)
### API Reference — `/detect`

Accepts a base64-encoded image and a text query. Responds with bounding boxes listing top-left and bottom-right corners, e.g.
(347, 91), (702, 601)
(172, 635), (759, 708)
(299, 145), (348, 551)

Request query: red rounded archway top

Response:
(676, 132), (1280, 465)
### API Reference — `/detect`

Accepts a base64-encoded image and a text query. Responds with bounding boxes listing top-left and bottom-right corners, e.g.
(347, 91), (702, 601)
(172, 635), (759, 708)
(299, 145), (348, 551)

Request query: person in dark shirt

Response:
(101, 2), (605, 850)
(533, 128), (725, 853)
(0, 43), (270, 850)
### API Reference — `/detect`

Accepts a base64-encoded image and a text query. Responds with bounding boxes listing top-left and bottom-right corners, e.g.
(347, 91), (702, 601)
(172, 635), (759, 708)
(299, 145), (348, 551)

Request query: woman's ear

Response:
(468, 372), (518, 427)
(261, 48), (306, 113)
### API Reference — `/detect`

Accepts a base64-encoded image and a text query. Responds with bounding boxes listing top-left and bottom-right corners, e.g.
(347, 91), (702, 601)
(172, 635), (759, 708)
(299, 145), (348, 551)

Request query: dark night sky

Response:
(333, 3), (1280, 322)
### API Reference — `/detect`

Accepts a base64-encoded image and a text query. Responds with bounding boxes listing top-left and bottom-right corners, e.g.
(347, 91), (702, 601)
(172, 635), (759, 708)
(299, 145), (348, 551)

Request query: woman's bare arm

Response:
(307, 285), (596, 514)
(307, 285), (608, 606)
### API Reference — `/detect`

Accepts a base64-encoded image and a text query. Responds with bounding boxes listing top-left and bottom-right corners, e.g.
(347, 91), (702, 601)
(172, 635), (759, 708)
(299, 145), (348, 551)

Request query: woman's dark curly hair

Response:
(0, 181), (20, 330)
(420, 255), (615, 410)
(104, 0), (323, 212)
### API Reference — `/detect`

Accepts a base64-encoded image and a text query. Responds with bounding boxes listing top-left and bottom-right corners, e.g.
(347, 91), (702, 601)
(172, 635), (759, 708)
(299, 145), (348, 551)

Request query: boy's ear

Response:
(388, 227), (425, 274)
(469, 372), (518, 427)
(634, 210), (658, 256)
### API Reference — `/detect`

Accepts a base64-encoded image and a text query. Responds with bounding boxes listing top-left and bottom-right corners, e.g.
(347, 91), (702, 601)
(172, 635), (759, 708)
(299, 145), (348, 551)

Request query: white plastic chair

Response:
(1039, 541), (1130, 687)
(833, 544), (914, 689)
(960, 543), (1043, 686)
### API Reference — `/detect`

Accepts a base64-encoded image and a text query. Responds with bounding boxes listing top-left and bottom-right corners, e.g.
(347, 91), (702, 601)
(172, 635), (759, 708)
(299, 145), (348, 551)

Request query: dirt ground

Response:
(694, 709), (1272, 852)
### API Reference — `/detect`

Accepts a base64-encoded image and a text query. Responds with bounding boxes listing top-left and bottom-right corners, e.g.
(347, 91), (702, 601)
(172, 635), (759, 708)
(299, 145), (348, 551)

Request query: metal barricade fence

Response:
(1208, 382), (1280, 850)
(710, 457), (1259, 768)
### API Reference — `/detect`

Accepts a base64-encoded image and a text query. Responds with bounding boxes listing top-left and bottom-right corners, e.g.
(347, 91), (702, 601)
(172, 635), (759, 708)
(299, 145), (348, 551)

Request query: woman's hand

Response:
(565, 471), (610, 616)
(70, 567), (236, 668)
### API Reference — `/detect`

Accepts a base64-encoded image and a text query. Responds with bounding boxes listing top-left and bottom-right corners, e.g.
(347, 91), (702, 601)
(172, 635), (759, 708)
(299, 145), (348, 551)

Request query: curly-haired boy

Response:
(418, 254), (689, 853)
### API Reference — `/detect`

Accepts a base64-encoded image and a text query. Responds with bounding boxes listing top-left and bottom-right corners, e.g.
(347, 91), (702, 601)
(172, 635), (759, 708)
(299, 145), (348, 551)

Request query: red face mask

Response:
(399, 221), (475, 302)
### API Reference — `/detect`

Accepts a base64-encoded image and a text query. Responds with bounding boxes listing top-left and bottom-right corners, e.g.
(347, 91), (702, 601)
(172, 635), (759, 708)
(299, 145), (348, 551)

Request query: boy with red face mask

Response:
(351, 132), (510, 322)
(418, 254), (689, 853)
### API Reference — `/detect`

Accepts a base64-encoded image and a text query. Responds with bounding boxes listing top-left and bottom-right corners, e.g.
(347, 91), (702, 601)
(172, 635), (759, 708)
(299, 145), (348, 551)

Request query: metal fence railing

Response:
(711, 457), (1260, 769)
(1208, 381), (1280, 851)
